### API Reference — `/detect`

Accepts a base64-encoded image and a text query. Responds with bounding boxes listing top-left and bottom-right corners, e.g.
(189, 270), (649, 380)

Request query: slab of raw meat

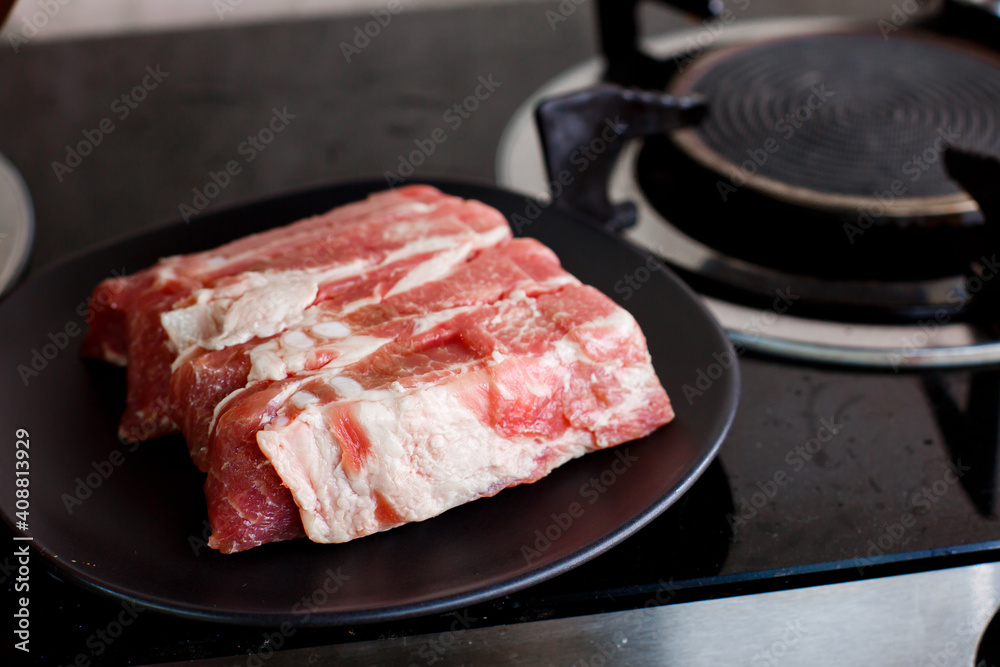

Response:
(259, 283), (671, 547)
(82, 186), (673, 553)
(168, 237), (572, 469)
(199, 239), (670, 552)
(82, 185), (511, 443)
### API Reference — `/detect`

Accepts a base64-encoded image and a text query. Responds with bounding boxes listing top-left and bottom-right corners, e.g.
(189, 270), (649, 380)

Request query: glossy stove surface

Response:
(12, 355), (1000, 665)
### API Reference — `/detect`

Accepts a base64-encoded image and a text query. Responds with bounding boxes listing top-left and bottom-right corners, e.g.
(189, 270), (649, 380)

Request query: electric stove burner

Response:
(644, 30), (1000, 282)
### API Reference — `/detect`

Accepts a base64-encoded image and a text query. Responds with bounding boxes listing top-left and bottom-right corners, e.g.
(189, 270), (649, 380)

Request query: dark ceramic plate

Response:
(0, 180), (738, 626)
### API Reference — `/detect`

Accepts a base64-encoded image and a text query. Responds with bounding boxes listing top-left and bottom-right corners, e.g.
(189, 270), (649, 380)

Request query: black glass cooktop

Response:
(9, 356), (1000, 665)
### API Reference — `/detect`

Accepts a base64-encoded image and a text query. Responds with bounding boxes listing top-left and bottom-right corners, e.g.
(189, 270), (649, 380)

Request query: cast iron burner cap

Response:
(642, 31), (1000, 281)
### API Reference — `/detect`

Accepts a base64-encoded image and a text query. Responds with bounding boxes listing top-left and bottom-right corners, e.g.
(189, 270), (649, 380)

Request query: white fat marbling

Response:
(330, 376), (363, 399)
(212, 274), (319, 349)
(290, 391), (319, 409)
(312, 321), (351, 339)
(282, 330), (315, 348)
(384, 242), (473, 298)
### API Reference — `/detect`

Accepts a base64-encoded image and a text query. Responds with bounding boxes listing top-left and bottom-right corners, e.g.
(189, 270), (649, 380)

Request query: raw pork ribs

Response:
(83, 185), (673, 553)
